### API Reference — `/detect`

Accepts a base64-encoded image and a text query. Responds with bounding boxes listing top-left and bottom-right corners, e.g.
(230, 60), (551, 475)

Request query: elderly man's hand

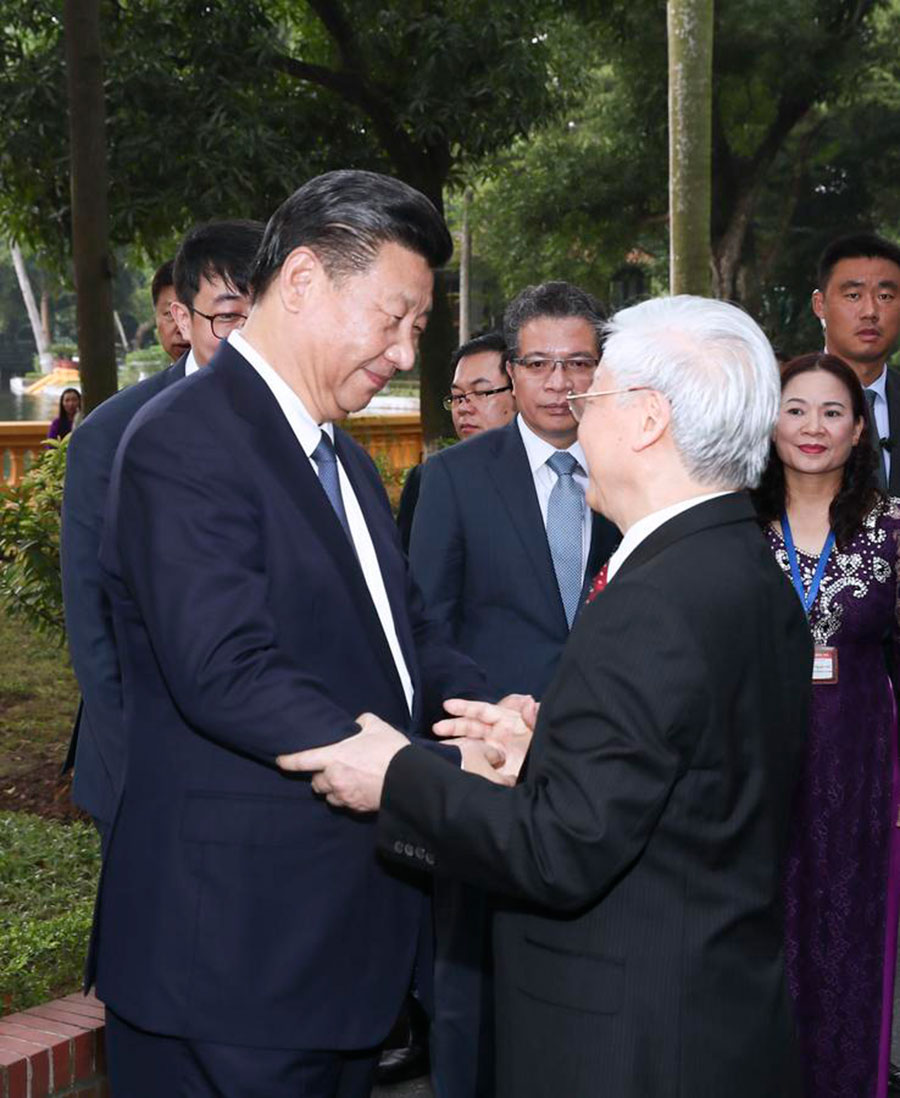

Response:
(276, 713), (409, 813)
(433, 694), (539, 780)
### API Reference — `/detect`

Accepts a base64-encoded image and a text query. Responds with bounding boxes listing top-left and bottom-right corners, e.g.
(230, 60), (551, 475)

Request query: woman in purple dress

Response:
(47, 387), (81, 440)
(753, 352), (900, 1098)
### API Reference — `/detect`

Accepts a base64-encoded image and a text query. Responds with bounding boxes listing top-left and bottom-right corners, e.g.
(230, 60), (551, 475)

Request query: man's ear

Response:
(279, 247), (320, 312)
(811, 289), (826, 323)
(633, 389), (670, 452)
(169, 300), (192, 343)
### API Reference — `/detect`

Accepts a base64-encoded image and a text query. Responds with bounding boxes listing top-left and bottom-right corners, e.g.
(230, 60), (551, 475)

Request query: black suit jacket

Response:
(885, 366), (900, 495)
(61, 356), (187, 824)
(91, 342), (485, 1050)
(380, 493), (811, 1098)
(409, 421), (620, 698)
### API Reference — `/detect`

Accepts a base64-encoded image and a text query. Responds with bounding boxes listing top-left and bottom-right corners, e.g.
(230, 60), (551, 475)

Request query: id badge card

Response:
(812, 645), (838, 684)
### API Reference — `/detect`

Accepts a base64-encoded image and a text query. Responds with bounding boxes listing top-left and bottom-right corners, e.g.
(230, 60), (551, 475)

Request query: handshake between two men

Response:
(277, 694), (539, 812)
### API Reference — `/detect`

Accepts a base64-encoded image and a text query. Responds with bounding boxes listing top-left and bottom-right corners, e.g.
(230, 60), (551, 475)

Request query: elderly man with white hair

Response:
(284, 295), (812, 1098)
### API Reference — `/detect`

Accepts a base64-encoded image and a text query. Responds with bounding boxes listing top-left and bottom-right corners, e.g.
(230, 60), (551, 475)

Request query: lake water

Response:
(0, 389), (59, 422)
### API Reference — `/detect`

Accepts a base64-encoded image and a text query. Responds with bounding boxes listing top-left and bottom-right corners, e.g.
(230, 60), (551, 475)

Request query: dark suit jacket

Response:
(396, 460), (422, 553)
(61, 356), (187, 825)
(408, 421), (620, 698)
(91, 342), (486, 1050)
(886, 366), (900, 495)
(380, 493), (811, 1098)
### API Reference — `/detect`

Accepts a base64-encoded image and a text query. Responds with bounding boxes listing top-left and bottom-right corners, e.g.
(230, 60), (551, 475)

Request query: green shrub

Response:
(0, 813), (100, 1013)
(0, 439), (67, 643)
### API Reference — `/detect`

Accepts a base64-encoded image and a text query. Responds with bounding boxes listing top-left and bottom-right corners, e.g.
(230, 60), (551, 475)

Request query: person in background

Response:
(812, 232), (900, 494)
(753, 352), (900, 1098)
(151, 259), (190, 362)
(61, 220), (263, 846)
(395, 331), (514, 553)
(47, 387), (81, 440)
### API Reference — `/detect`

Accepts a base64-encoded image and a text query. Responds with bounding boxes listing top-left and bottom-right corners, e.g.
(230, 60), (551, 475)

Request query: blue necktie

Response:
(311, 431), (352, 539)
(546, 450), (584, 628)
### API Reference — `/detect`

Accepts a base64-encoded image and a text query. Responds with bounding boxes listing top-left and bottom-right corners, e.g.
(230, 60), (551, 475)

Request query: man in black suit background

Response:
(395, 331), (514, 552)
(288, 294), (813, 1098)
(150, 259), (191, 362)
(61, 219), (263, 841)
(813, 232), (900, 494)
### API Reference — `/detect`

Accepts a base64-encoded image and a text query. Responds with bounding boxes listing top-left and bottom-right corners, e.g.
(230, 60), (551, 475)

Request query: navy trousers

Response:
(105, 1008), (378, 1098)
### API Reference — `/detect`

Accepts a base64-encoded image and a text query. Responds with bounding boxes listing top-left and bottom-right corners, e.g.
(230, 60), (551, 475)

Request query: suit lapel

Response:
(485, 424), (568, 632)
(215, 347), (409, 714)
(886, 368), (900, 495)
(616, 492), (754, 582)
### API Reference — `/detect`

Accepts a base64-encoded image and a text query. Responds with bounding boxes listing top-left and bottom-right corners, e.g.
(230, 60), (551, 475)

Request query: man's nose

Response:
(387, 334), (417, 372)
(544, 362), (569, 388)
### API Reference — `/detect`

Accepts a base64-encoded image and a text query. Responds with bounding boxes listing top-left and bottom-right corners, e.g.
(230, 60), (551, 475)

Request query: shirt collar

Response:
(229, 330), (331, 456)
(866, 364), (888, 401)
(516, 413), (587, 475)
(184, 349), (200, 376)
(607, 491), (731, 581)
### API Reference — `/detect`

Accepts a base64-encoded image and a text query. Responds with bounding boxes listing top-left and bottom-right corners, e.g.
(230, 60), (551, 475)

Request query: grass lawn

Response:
(0, 609), (80, 819)
(0, 609), (97, 1013)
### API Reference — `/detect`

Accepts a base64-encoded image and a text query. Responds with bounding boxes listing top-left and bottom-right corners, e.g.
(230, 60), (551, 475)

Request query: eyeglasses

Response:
(566, 386), (652, 422)
(190, 307), (248, 340)
(442, 384), (513, 411)
(508, 356), (599, 378)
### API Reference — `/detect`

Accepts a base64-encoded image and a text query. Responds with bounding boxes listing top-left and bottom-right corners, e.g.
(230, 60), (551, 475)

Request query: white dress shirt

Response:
(184, 349), (200, 376)
(606, 492), (731, 582)
(865, 365), (891, 482)
(229, 330), (413, 714)
(516, 415), (592, 577)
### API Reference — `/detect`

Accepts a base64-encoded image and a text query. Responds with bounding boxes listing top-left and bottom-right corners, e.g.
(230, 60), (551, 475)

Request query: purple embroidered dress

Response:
(765, 501), (900, 1098)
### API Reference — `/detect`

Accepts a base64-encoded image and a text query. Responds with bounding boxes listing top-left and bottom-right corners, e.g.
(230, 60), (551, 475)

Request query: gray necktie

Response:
(311, 431), (352, 539)
(865, 389), (888, 492)
(546, 450), (584, 628)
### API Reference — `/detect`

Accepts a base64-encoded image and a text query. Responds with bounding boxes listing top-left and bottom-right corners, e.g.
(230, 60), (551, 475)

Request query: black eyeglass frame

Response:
(508, 356), (600, 376)
(442, 383), (513, 411)
(189, 306), (249, 340)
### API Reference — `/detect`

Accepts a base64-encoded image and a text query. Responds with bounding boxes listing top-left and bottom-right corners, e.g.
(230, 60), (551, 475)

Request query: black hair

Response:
(173, 220), (265, 309)
(503, 282), (606, 357)
(450, 331), (506, 374)
(751, 352), (882, 548)
(150, 260), (175, 307)
(250, 170), (452, 298)
(56, 387), (81, 433)
(817, 232), (900, 291)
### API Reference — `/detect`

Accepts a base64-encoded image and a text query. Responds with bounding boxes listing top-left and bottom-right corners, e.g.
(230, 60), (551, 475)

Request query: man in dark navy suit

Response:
(92, 171), (497, 1098)
(61, 220), (263, 844)
(408, 282), (620, 1098)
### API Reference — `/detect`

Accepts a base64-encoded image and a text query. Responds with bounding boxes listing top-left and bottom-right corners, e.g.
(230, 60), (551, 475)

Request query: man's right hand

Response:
(433, 695), (538, 780)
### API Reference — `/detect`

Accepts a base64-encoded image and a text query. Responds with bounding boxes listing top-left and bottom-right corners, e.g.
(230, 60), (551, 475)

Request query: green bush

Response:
(0, 813), (100, 1013)
(0, 439), (67, 643)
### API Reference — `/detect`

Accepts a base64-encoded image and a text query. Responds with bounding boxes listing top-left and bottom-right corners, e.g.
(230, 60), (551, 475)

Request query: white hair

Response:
(602, 295), (780, 489)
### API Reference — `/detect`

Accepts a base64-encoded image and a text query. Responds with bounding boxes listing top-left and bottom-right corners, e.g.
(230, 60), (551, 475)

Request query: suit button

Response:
(404, 843), (415, 856)
(393, 840), (404, 854)
(425, 853), (435, 866)
(415, 846), (425, 859)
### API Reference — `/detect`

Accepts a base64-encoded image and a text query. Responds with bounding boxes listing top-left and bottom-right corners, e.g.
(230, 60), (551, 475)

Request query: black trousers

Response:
(105, 1008), (378, 1098)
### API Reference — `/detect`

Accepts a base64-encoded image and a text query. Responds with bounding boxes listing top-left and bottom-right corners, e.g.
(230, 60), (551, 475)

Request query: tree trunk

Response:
(40, 287), (51, 348)
(63, 0), (118, 412)
(419, 269), (456, 449)
(9, 244), (53, 372)
(458, 189), (472, 345)
(668, 0), (714, 296)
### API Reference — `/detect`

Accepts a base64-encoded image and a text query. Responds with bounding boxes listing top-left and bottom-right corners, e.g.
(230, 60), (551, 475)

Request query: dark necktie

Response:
(865, 389), (888, 492)
(311, 431), (352, 539)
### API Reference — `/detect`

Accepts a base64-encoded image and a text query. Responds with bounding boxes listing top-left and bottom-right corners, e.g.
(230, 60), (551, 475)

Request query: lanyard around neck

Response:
(781, 512), (835, 615)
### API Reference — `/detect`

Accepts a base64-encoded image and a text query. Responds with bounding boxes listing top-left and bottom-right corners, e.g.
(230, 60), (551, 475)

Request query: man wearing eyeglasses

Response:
(61, 219), (264, 844)
(395, 332), (514, 553)
(282, 295), (812, 1098)
(407, 281), (620, 1098)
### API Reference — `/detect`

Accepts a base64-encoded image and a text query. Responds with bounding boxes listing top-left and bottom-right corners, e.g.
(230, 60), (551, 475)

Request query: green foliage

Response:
(0, 813), (99, 1012)
(0, 439), (67, 644)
